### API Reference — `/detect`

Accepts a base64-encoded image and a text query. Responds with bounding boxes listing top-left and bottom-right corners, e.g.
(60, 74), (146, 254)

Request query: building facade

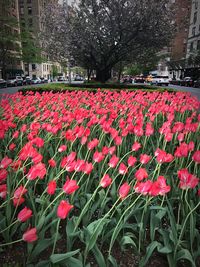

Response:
(0, 0), (23, 79)
(18, 0), (63, 79)
(168, 0), (192, 79)
(185, 0), (200, 78)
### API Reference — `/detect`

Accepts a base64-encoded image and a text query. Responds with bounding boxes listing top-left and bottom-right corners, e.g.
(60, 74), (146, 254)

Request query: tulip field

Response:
(0, 89), (200, 266)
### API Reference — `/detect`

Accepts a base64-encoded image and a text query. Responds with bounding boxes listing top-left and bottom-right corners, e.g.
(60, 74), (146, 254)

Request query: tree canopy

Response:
(41, 0), (174, 82)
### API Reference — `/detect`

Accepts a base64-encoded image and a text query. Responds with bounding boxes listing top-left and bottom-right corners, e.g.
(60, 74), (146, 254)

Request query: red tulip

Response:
(108, 155), (119, 168)
(47, 180), (56, 195)
(119, 182), (130, 199)
(0, 156), (12, 169)
(135, 168), (148, 181)
(74, 159), (85, 172)
(63, 179), (79, 194)
(132, 142), (141, 151)
(23, 228), (38, 243)
(0, 169), (7, 183)
(27, 163), (47, 180)
(48, 158), (56, 167)
(9, 143), (16, 151)
(140, 154), (151, 165)
(100, 174), (112, 188)
(87, 138), (99, 150)
(118, 163), (128, 175)
(93, 151), (104, 163)
(18, 207), (32, 222)
(31, 137), (44, 148)
(128, 156), (137, 167)
(13, 197), (25, 207)
(0, 184), (7, 199)
(178, 169), (199, 189)
(150, 176), (171, 196)
(58, 145), (67, 152)
(135, 180), (153, 195)
(57, 200), (73, 219)
(14, 185), (27, 198)
(192, 150), (200, 164)
(83, 162), (93, 174)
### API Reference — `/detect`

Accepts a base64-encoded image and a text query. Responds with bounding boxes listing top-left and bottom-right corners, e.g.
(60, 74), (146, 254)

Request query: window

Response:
(32, 64), (36, 70)
(28, 18), (33, 27)
(190, 42), (194, 51)
(28, 7), (32, 15)
(197, 40), (200, 50)
(27, 0), (32, 3)
(193, 12), (197, 24)
(192, 27), (196, 36)
(195, 1), (198, 9)
(20, 7), (24, 14)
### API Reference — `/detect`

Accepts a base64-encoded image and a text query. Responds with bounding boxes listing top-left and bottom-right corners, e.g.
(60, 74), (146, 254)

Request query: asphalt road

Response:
(0, 82), (200, 101)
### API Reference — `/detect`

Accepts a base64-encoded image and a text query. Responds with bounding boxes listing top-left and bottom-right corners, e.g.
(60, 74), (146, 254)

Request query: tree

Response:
(41, 0), (174, 83)
(68, 0), (174, 82)
(40, 2), (70, 64)
(0, 1), (21, 79)
(20, 29), (42, 76)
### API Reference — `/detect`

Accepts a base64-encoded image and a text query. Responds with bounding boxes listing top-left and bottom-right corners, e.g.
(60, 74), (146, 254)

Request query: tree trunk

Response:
(2, 64), (6, 80)
(96, 68), (111, 83)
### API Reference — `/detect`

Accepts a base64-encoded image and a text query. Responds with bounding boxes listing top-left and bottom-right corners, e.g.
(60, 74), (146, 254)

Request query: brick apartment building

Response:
(0, 0), (23, 79)
(185, 0), (200, 78)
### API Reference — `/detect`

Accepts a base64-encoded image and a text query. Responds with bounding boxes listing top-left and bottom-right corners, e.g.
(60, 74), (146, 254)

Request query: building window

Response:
(190, 42), (194, 52)
(197, 40), (200, 50)
(27, 0), (32, 3)
(193, 12), (197, 24)
(32, 64), (36, 70)
(28, 18), (33, 27)
(20, 7), (24, 14)
(192, 27), (196, 36)
(28, 7), (32, 15)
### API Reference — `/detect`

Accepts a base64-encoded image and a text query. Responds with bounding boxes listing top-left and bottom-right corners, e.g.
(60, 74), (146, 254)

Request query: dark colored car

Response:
(180, 77), (194, 87)
(193, 78), (200, 88)
(0, 79), (7, 88)
(122, 76), (132, 83)
(134, 76), (145, 83)
(22, 76), (31, 85)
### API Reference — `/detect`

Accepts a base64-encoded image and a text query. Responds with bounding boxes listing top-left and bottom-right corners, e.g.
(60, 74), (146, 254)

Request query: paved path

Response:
(0, 82), (200, 101)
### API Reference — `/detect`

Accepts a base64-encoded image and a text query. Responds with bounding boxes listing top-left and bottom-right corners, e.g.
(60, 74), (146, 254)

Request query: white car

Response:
(151, 76), (169, 86)
(31, 77), (41, 84)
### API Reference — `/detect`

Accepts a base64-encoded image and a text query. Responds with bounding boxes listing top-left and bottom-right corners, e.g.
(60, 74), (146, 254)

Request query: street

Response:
(0, 82), (200, 101)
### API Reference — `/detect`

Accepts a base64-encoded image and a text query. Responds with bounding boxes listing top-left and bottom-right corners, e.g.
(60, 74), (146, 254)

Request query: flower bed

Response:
(0, 90), (199, 266)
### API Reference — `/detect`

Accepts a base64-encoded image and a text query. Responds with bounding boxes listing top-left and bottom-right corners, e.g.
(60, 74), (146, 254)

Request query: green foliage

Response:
(20, 29), (42, 65)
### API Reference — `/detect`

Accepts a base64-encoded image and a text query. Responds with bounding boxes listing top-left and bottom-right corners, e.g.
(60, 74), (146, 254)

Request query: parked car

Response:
(0, 79), (7, 88)
(23, 76), (32, 85)
(150, 76), (169, 86)
(74, 76), (84, 81)
(57, 76), (65, 82)
(31, 77), (41, 84)
(7, 76), (23, 87)
(133, 76), (145, 83)
(40, 77), (49, 83)
(122, 76), (132, 83)
(193, 78), (200, 88)
(180, 77), (194, 87)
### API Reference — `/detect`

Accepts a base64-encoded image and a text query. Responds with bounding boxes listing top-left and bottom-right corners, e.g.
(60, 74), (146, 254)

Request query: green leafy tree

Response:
(21, 29), (42, 76)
